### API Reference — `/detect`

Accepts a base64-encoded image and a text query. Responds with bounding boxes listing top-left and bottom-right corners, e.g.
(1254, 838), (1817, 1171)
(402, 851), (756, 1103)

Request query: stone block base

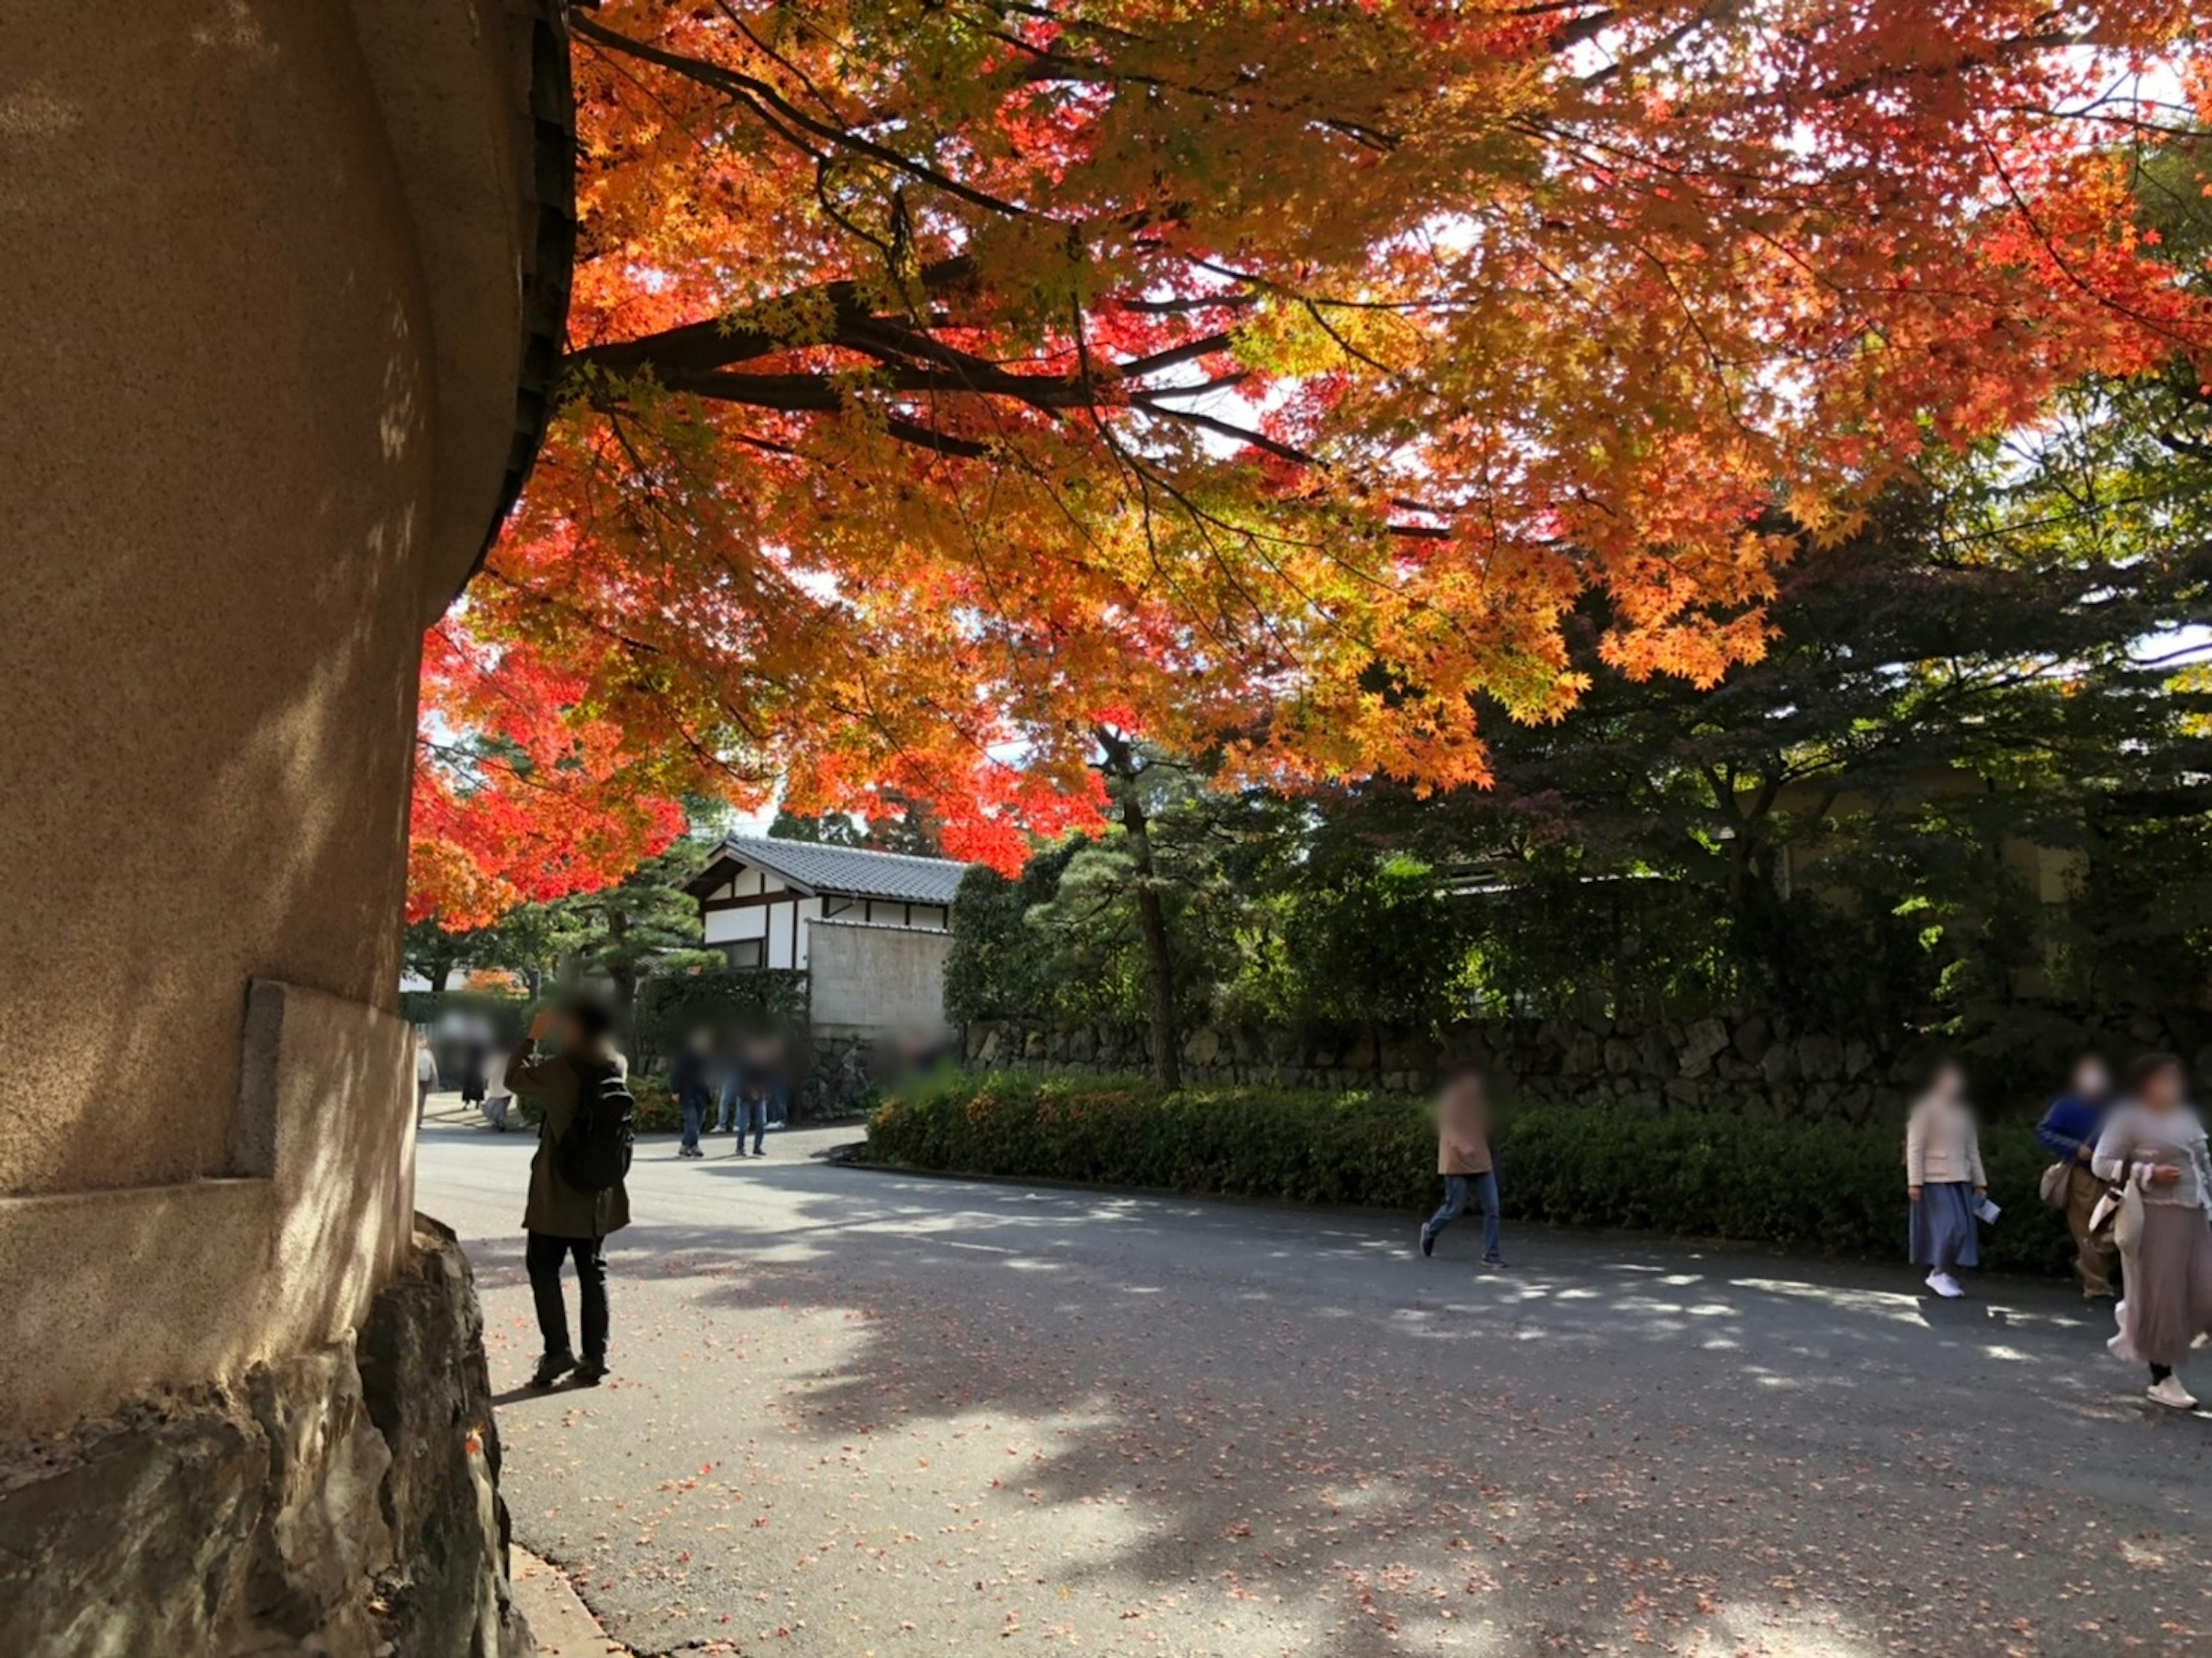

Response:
(0, 1220), (530, 1657)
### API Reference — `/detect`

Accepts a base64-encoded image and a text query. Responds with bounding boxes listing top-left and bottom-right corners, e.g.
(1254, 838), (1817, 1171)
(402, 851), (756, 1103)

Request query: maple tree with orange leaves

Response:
(410, 0), (2212, 928)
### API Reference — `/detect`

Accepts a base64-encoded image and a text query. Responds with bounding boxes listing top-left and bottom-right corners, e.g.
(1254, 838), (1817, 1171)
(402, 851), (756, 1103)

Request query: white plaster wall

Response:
(702, 889), (820, 968)
(806, 920), (956, 1036)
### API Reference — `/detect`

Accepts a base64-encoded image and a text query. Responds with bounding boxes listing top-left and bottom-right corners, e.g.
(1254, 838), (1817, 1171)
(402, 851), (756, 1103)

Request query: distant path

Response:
(418, 1121), (2211, 1656)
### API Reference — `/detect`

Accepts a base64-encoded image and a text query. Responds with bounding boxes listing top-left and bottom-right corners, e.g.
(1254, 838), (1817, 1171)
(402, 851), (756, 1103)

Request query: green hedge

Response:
(634, 968), (810, 1065)
(400, 989), (532, 1042)
(863, 1072), (2077, 1275)
(512, 1075), (682, 1136)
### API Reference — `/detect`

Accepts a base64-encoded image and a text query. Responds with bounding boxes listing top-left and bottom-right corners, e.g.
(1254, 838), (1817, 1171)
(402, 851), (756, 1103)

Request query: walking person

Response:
(1906, 1058), (1985, 1300)
(481, 1045), (514, 1133)
(507, 996), (632, 1388)
(672, 1026), (715, 1159)
(413, 1031), (439, 1128)
(1418, 1062), (1505, 1268)
(2091, 1053), (2212, 1410)
(2035, 1053), (2120, 1297)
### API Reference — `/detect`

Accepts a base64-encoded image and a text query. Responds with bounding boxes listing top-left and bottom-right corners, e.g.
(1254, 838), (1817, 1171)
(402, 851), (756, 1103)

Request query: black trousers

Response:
(526, 1232), (608, 1362)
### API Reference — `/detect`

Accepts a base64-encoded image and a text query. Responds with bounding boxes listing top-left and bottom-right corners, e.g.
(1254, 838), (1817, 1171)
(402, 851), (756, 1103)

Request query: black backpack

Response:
(555, 1060), (635, 1194)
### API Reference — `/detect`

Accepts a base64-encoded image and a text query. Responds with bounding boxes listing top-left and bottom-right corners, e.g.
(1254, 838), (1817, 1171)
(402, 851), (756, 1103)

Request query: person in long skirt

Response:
(1906, 1058), (1984, 1299)
(2091, 1052), (2212, 1410)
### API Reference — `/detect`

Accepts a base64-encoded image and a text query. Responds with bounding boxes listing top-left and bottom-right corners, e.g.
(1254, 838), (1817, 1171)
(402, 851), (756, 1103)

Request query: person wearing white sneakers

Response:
(1905, 1059), (1984, 1300)
(2092, 1053), (2212, 1411)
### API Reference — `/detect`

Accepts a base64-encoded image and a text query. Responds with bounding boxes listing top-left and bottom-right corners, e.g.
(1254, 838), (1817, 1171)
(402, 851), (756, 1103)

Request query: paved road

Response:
(418, 1116), (2211, 1657)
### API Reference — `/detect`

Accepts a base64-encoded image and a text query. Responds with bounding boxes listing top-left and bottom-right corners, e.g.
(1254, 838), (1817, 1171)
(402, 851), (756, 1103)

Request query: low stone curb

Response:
(510, 1549), (627, 1657)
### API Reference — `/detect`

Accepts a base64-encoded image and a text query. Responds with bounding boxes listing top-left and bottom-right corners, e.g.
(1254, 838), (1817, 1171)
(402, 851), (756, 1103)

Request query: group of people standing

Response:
(413, 1016), (516, 1130)
(669, 1022), (794, 1159)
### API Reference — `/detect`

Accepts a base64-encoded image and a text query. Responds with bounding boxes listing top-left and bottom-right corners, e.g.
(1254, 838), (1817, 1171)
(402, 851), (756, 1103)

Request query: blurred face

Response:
(2071, 1057), (2109, 1101)
(1930, 1063), (1965, 1103)
(2138, 1064), (2183, 1113)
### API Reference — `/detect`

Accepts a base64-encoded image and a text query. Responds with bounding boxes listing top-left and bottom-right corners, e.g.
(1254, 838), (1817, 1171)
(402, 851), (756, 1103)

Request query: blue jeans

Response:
(733, 1095), (768, 1154)
(1425, 1172), (1501, 1260)
(714, 1074), (738, 1134)
(679, 1092), (707, 1152)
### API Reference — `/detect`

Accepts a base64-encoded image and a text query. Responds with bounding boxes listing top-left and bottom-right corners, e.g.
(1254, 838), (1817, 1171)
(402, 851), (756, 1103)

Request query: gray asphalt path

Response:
(418, 1117), (2211, 1657)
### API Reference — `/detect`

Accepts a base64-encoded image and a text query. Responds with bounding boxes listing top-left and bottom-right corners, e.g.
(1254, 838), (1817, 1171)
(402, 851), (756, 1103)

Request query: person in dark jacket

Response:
(671, 1026), (715, 1159)
(2035, 1053), (2119, 1297)
(507, 996), (631, 1387)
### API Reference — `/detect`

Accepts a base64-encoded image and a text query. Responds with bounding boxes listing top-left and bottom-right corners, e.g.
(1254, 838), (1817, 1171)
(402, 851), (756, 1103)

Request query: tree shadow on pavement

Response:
(446, 1148), (2210, 1657)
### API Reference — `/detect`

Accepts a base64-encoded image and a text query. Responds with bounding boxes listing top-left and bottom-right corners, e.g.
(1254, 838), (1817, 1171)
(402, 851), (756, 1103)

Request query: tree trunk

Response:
(1131, 872), (1181, 1090)
(1099, 731), (1180, 1090)
(605, 910), (637, 1052)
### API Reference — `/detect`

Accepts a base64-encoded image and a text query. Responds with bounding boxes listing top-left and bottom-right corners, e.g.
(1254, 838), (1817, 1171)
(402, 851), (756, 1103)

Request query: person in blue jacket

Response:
(2035, 1053), (2119, 1297)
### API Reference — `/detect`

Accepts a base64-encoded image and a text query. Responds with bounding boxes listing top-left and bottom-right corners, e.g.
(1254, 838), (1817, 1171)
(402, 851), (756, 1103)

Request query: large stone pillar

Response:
(0, 1), (570, 1648)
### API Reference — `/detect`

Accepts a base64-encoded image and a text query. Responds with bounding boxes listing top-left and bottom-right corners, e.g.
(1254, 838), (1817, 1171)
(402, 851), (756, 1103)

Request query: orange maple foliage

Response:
(410, 0), (2212, 925)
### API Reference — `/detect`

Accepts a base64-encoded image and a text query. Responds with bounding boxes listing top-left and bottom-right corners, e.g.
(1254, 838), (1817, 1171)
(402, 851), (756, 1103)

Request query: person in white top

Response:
(481, 1047), (513, 1132)
(1905, 1059), (1986, 1300)
(413, 1031), (440, 1128)
(2090, 1052), (2212, 1410)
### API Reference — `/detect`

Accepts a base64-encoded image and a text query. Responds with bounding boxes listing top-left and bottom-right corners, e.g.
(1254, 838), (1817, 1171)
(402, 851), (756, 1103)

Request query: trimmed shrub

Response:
(512, 1073), (681, 1136)
(400, 989), (531, 1043)
(634, 968), (810, 1065)
(864, 1072), (2076, 1275)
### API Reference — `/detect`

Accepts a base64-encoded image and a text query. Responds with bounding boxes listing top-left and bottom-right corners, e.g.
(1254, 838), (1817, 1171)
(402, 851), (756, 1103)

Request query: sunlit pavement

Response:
(417, 1116), (2211, 1656)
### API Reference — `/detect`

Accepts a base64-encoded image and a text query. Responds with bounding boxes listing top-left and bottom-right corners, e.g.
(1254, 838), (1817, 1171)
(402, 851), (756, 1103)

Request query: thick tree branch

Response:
(567, 256), (977, 380)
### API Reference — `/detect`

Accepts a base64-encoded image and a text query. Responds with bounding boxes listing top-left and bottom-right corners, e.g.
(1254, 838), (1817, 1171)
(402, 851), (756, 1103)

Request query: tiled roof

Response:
(706, 834), (972, 905)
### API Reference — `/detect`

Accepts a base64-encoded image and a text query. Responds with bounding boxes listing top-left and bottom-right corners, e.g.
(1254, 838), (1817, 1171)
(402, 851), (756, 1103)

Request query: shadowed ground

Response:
(416, 1113), (2210, 1656)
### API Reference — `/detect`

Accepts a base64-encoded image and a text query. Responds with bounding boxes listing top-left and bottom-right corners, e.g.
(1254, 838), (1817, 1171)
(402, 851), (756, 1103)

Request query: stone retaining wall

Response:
(0, 1220), (529, 1657)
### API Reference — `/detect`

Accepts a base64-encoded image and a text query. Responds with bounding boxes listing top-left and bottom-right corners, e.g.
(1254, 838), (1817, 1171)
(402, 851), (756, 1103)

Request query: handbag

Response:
(2086, 1151), (2141, 1255)
(2112, 1178), (2146, 1258)
(2038, 1160), (2071, 1208)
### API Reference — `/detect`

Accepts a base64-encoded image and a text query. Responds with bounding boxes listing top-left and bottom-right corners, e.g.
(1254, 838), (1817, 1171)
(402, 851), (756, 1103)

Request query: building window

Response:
(726, 939), (764, 970)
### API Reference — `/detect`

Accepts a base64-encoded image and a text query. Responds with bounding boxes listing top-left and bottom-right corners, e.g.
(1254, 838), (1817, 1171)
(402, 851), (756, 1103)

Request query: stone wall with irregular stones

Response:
(796, 1029), (969, 1118)
(0, 1219), (530, 1658)
(797, 1030), (882, 1118)
(963, 1009), (2212, 1122)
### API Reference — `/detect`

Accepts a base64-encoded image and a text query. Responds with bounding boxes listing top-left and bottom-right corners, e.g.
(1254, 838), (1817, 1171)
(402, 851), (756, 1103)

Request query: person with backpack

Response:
(507, 995), (635, 1388)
